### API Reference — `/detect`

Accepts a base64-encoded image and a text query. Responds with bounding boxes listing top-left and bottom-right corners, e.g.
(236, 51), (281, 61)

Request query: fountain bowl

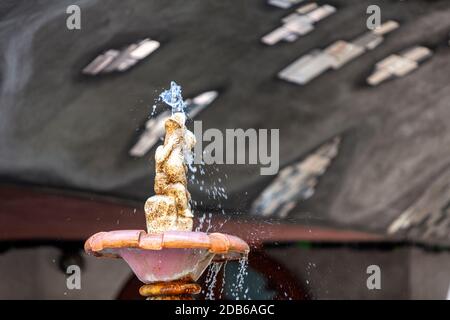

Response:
(85, 230), (249, 284)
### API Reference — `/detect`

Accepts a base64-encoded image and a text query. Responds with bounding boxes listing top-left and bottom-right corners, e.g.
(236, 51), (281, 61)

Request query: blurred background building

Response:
(0, 0), (449, 299)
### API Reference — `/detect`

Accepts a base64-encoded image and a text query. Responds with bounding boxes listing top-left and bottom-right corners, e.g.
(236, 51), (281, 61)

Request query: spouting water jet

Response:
(84, 82), (249, 300)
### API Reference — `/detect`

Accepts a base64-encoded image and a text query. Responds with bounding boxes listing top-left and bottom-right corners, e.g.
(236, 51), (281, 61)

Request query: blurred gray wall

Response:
(268, 245), (450, 299)
(0, 247), (131, 299)
(0, 245), (448, 299)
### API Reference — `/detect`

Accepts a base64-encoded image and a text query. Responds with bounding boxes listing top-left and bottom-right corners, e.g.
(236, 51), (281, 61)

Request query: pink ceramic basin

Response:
(85, 230), (249, 284)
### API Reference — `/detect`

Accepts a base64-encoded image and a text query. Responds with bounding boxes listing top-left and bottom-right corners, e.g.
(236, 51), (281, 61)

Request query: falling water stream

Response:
(204, 262), (223, 300)
(230, 258), (249, 300)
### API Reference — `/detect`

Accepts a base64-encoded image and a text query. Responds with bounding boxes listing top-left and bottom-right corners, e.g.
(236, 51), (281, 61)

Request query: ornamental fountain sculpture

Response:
(84, 83), (249, 300)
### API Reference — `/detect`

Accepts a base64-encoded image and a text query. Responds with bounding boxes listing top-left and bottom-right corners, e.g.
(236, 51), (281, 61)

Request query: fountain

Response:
(84, 82), (249, 300)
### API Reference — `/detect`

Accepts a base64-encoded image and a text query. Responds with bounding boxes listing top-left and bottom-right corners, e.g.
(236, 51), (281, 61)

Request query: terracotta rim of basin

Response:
(84, 230), (250, 260)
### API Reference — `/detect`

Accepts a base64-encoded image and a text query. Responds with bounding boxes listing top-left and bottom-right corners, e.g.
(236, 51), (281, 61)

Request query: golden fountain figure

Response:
(146, 112), (195, 233)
